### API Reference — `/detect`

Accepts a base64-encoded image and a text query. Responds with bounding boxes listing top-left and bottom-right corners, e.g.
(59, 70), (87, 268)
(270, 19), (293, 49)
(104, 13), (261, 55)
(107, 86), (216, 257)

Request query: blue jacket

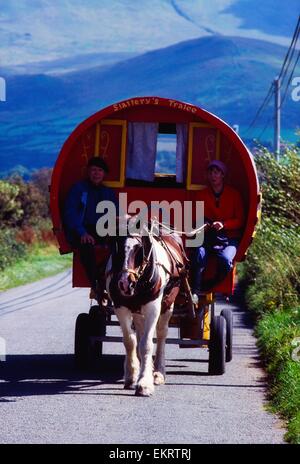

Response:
(63, 180), (119, 238)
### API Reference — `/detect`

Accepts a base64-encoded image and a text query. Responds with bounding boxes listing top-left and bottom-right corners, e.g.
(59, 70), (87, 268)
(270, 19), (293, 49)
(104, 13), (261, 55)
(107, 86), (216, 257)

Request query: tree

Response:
(0, 180), (23, 228)
(8, 174), (50, 226)
(31, 167), (52, 200)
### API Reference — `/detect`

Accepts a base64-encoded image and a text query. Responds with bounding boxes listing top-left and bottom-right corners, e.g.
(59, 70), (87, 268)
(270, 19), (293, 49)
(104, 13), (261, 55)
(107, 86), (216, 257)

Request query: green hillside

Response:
(0, 35), (299, 174)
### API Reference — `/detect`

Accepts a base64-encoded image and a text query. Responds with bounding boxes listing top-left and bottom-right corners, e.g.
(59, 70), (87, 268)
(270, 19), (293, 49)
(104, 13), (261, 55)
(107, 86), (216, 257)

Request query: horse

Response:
(105, 221), (188, 396)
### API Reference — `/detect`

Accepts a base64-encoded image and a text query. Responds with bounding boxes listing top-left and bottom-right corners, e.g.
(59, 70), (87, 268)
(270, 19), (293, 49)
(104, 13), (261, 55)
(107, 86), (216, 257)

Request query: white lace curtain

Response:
(126, 122), (159, 181)
(126, 122), (188, 182)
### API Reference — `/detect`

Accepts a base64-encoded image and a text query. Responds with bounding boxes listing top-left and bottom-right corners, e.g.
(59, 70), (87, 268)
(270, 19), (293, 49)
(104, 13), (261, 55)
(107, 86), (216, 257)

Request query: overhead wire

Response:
(280, 48), (300, 108)
(244, 83), (275, 135)
(245, 14), (300, 140)
(278, 15), (300, 84)
(257, 115), (274, 140)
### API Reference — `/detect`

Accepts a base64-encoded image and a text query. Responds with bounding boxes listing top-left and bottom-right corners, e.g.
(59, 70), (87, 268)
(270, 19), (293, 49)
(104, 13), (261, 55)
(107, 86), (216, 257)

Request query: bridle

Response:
(108, 218), (190, 312)
(120, 234), (154, 282)
(112, 217), (190, 287)
(119, 218), (187, 281)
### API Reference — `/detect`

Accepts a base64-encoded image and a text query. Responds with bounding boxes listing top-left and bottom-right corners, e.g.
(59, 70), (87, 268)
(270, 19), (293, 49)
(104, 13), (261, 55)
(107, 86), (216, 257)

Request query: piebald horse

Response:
(105, 221), (188, 396)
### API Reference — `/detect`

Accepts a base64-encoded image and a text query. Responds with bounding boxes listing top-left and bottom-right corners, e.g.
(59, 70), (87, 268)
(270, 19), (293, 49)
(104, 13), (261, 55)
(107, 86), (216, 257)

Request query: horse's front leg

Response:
(114, 306), (140, 389)
(132, 313), (145, 360)
(154, 307), (173, 385)
(135, 298), (162, 397)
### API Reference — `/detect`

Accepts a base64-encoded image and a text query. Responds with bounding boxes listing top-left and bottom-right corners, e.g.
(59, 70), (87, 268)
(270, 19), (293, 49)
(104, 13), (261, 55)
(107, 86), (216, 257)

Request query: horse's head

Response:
(118, 235), (143, 296)
(111, 232), (151, 297)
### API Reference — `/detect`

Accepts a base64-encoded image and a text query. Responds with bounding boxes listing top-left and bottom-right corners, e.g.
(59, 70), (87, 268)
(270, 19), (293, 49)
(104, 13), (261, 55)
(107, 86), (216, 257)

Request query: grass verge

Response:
(254, 308), (300, 444)
(239, 250), (300, 444)
(0, 244), (72, 291)
(237, 147), (300, 443)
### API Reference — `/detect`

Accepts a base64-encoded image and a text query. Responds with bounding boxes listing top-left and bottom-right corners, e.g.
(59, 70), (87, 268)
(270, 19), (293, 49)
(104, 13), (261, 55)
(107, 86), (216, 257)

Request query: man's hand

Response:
(211, 221), (224, 231)
(81, 233), (95, 245)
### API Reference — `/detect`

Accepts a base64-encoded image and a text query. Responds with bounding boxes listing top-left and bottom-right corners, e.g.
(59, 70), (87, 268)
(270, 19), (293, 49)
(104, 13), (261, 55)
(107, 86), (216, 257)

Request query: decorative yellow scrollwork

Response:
(205, 134), (216, 163)
(80, 131), (93, 175)
(187, 123), (220, 190)
(100, 130), (110, 159)
(93, 119), (127, 187)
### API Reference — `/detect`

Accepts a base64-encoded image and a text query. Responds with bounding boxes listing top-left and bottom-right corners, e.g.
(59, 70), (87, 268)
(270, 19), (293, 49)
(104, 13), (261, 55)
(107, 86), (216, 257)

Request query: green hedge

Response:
(240, 146), (300, 443)
(0, 228), (27, 271)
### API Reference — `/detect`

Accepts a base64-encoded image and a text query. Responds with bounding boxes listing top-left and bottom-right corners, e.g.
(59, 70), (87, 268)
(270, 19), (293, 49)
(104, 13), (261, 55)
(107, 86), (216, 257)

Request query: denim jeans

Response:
(190, 238), (239, 294)
(69, 225), (108, 290)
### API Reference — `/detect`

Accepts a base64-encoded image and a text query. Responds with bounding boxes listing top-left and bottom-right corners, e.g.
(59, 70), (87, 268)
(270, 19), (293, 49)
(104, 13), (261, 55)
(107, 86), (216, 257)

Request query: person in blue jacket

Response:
(63, 157), (118, 299)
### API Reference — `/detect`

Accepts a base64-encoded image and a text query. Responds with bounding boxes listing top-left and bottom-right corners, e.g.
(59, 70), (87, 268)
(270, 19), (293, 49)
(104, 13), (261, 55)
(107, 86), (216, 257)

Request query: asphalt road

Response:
(0, 270), (285, 444)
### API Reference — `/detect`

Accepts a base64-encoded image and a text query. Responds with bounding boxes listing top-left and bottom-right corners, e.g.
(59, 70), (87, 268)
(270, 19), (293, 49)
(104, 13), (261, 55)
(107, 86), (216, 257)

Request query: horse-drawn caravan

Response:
(50, 96), (260, 396)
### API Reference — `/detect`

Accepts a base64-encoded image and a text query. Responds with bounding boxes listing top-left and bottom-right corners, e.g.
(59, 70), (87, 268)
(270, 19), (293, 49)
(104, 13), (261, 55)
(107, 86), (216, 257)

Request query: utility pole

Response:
(232, 124), (239, 134)
(0, 77), (6, 102)
(274, 77), (281, 161)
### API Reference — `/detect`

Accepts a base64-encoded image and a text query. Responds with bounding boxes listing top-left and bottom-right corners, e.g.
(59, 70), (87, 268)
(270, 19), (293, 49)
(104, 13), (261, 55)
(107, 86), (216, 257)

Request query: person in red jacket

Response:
(190, 160), (245, 303)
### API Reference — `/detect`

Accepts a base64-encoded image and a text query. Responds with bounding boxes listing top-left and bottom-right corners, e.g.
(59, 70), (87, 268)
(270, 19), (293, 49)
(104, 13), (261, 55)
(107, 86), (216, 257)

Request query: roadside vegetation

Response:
(0, 169), (71, 291)
(239, 144), (300, 444)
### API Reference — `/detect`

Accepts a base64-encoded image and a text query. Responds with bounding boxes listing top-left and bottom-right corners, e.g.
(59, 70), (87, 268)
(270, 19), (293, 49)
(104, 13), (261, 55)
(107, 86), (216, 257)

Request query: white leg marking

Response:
(135, 297), (162, 397)
(154, 307), (173, 385)
(132, 313), (144, 362)
(114, 306), (140, 389)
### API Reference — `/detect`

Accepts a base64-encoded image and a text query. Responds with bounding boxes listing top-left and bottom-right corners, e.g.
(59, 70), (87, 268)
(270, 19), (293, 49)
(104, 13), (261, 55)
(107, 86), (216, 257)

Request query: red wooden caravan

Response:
(50, 97), (261, 372)
(50, 96), (260, 291)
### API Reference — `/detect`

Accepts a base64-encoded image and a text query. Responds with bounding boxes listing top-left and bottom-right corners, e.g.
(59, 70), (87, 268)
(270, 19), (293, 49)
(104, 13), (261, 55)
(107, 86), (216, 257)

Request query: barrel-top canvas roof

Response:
(50, 96), (260, 262)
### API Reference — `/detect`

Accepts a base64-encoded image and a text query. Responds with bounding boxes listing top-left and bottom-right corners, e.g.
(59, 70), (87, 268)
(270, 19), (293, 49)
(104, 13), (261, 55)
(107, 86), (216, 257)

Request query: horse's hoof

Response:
(124, 381), (136, 390)
(154, 372), (165, 385)
(135, 385), (153, 397)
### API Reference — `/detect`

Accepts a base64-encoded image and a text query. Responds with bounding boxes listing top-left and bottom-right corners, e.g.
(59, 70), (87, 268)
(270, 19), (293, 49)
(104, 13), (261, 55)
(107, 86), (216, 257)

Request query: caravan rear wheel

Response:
(208, 315), (226, 375)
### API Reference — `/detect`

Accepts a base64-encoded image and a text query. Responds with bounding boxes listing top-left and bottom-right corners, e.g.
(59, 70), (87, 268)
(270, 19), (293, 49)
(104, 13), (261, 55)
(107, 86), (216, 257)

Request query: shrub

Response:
(0, 170), (55, 269)
(244, 218), (300, 314)
(254, 147), (300, 225)
(241, 144), (300, 443)
(9, 174), (49, 226)
(243, 147), (300, 314)
(31, 167), (52, 200)
(0, 228), (27, 270)
(0, 180), (23, 228)
(15, 226), (38, 245)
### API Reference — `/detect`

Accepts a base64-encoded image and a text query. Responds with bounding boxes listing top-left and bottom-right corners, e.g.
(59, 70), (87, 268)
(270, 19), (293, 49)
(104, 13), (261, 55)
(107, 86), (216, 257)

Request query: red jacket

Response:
(197, 185), (245, 239)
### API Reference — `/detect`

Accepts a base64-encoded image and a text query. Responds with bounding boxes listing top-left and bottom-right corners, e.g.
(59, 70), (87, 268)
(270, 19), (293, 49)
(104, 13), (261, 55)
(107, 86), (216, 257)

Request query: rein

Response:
(154, 220), (206, 237)
(130, 218), (188, 280)
(123, 232), (154, 281)
(108, 218), (191, 314)
(109, 219), (188, 282)
(122, 220), (156, 282)
(120, 268), (140, 278)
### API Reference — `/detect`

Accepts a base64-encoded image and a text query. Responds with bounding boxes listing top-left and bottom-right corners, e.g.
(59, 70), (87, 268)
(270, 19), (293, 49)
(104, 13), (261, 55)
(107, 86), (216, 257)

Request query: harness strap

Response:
(121, 268), (139, 278)
(155, 261), (173, 276)
(157, 235), (185, 277)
